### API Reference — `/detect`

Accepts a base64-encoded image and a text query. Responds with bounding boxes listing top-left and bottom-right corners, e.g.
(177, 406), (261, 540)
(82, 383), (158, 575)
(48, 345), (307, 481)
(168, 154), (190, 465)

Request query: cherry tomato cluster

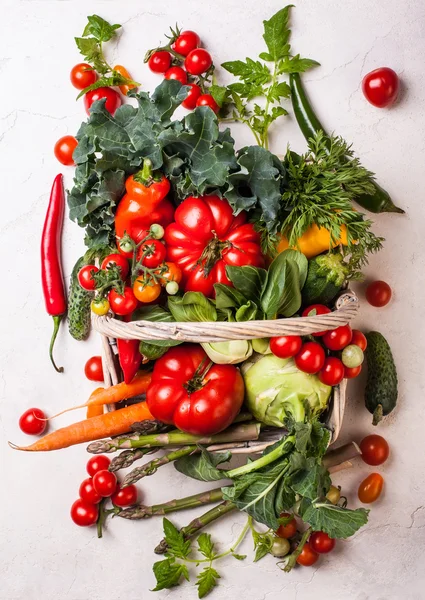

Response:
(270, 304), (368, 386)
(71, 455), (139, 528)
(147, 28), (218, 113)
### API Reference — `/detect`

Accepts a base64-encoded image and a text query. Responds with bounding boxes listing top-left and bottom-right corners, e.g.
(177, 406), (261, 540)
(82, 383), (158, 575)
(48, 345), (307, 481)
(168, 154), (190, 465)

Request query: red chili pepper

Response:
(117, 339), (143, 384)
(41, 174), (67, 373)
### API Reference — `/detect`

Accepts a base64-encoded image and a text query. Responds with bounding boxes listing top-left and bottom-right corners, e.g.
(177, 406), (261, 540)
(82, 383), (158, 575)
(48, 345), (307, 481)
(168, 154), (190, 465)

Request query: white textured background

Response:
(1, 1), (425, 599)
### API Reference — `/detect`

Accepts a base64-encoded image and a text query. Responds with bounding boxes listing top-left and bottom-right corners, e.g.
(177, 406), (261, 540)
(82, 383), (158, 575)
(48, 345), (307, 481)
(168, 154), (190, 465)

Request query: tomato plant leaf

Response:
(152, 558), (189, 591)
(262, 5), (293, 61)
(277, 54), (320, 74)
(196, 566), (220, 598)
(251, 528), (274, 562)
(197, 533), (216, 560)
(82, 14), (121, 42)
(162, 518), (192, 559)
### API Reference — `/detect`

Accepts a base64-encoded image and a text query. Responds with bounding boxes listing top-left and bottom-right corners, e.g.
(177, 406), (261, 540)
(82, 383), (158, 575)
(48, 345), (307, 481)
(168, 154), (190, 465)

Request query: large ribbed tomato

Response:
(164, 196), (264, 297)
(146, 345), (245, 435)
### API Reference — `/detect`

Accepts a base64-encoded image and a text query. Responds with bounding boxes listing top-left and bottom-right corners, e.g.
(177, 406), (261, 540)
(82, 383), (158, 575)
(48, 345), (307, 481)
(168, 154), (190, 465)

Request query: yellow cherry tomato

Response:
(91, 297), (110, 316)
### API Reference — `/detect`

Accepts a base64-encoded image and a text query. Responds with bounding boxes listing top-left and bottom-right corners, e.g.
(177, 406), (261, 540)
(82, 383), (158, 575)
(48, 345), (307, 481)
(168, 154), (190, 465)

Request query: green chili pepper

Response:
(289, 73), (404, 214)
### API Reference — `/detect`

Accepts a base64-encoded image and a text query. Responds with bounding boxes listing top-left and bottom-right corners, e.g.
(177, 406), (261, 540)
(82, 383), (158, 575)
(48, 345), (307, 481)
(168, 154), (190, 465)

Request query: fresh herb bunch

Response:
(212, 6), (319, 148)
(75, 15), (139, 98)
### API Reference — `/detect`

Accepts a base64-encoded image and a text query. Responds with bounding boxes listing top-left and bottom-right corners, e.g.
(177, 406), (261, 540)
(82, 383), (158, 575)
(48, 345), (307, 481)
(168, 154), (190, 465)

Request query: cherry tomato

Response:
(108, 287), (138, 316)
(164, 66), (188, 84)
(93, 470), (117, 497)
(54, 135), (78, 166)
(344, 364), (362, 379)
(91, 297), (110, 316)
(70, 498), (98, 527)
(358, 473), (384, 504)
(166, 281), (179, 295)
(117, 238), (134, 259)
(362, 67), (399, 108)
(79, 478), (102, 504)
(309, 531), (336, 554)
(19, 408), (47, 435)
(160, 262), (182, 285)
(84, 356), (104, 382)
(137, 239), (166, 269)
(276, 513), (297, 539)
(323, 325), (353, 351)
(86, 455), (111, 477)
(296, 542), (319, 566)
(84, 87), (122, 115)
(270, 336), (302, 359)
(173, 30), (200, 56)
(111, 485), (139, 507)
(326, 485), (341, 505)
(360, 434), (390, 466)
(133, 279), (162, 303)
(196, 94), (219, 113)
(295, 342), (325, 374)
(182, 83), (202, 109)
(365, 280), (392, 307)
(101, 253), (130, 280)
(185, 48), (212, 75)
(270, 537), (290, 558)
(319, 357), (345, 386)
(70, 63), (97, 90)
(302, 304), (331, 337)
(148, 51), (171, 73)
(78, 265), (99, 291)
(341, 344), (364, 368)
(351, 329), (367, 351)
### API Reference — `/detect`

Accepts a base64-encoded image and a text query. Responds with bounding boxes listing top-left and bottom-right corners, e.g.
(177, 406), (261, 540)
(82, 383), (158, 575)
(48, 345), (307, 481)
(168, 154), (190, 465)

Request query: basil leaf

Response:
(152, 558), (189, 591)
(300, 500), (369, 539)
(280, 249), (308, 288)
(226, 265), (267, 306)
(214, 284), (248, 309)
(277, 259), (302, 317)
(260, 254), (303, 318)
(175, 448), (230, 482)
(262, 6), (292, 61)
(168, 292), (217, 323)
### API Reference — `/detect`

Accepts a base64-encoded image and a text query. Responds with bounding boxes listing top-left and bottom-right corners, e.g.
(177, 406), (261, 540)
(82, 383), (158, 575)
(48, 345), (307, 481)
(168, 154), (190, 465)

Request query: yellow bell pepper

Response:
(276, 224), (348, 259)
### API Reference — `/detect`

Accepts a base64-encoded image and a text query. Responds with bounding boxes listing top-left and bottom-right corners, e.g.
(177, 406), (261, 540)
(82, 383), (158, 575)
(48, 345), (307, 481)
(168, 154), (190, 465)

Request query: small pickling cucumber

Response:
(365, 331), (398, 425)
(68, 256), (93, 341)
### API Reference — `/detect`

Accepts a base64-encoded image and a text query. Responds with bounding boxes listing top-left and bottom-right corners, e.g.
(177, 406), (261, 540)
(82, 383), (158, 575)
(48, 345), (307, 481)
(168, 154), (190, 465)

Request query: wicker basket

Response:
(93, 290), (359, 445)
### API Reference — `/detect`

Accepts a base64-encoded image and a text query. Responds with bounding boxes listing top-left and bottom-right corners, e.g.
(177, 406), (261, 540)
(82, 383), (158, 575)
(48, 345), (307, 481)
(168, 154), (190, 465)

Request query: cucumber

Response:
(365, 331), (398, 425)
(68, 256), (93, 341)
(302, 252), (348, 306)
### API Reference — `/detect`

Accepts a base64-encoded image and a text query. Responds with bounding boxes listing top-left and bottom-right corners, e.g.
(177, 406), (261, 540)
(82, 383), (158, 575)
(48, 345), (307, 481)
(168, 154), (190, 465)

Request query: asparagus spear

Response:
(122, 445), (197, 487)
(109, 447), (157, 473)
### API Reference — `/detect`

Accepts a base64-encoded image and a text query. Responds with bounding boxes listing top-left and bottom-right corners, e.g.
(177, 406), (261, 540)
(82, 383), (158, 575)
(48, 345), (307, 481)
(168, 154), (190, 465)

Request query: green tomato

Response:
(270, 537), (290, 558)
(150, 223), (165, 240)
(342, 344), (364, 368)
(166, 281), (179, 295)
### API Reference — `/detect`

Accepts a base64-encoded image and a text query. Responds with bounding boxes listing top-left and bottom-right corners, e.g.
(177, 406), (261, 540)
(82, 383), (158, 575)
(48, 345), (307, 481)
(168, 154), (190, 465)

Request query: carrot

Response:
(9, 401), (153, 452)
(86, 404), (104, 419)
(49, 371), (152, 419)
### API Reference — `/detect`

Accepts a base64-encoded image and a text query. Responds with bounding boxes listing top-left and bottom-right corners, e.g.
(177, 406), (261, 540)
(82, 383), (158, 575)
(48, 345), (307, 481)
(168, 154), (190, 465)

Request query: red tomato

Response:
(323, 325), (353, 351)
(182, 83), (202, 109)
(362, 67), (399, 108)
(358, 473), (384, 504)
(78, 265), (99, 290)
(70, 498), (98, 526)
(111, 485), (138, 507)
(351, 329), (367, 351)
(84, 87), (122, 115)
(93, 470), (117, 497)
(148, 51), (172, 73)
(344, 364), (362, 379)
(54, 135), (78, 166)
(115, 197), (175, 244)
(173, 30), (200, 56)
(165, 196), (264, 297)
(196, 94), (219, 113)
(360, 434), (390, 466)
(365, 280), (392, 307)
(295, 342), (325, 374)
(101, 254), (130, 280)
(19, 408), (47, 435)
(319, 357), (345, 386)
(79, 478), (102, 504)
(108, 287), (138, 316)
(309, 531), (336, 554)
(86, 455), (111, 477)
(84, 356), (104, 382)
(146, 345), (245, 435)
(296, 542), (319, 566)
(276, 513), (297, 539)
(185, 48), (212, 75)
(270, 336), (302, 359)
(137, 239), (166, 268)
(302, 304), (331, 337)
(70, 63), (97, 90)
(164, 66), (188, 84)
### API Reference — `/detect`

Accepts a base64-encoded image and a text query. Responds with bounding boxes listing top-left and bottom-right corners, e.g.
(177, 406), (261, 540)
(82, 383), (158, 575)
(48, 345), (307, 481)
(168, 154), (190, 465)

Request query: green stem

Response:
(227, 435), (295, 478)
(262, 61), (278, 149)
(134, 158), (153, 185)
(122, 445), (197, 487)
(283, 526), (312, 572)
(49, 315), (64, 373)
(96, 498), (107, 539)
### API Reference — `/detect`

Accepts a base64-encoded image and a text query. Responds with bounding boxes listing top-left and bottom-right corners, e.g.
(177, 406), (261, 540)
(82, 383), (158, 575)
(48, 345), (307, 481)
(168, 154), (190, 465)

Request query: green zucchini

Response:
(365, 331), (398, 425)
(302, 252), (348, 306)
(68, 256), (93, 341)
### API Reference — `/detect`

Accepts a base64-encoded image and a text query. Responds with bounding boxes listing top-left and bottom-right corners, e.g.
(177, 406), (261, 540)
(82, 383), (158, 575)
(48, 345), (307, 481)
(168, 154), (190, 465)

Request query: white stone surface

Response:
(1, 1), (425, 599)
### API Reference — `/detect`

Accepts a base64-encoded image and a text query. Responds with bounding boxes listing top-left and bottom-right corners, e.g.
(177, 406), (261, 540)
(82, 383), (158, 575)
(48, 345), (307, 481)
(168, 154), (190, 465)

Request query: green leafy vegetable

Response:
(175, 448), (231, 482)
(168, 292), (217, 323)
(152, 558), (189, 591)
(300, 500), (369, 539)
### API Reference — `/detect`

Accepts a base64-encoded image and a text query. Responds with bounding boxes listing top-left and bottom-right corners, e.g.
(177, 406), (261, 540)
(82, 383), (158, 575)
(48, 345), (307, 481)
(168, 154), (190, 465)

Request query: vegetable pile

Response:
(14, 6), (403, 598)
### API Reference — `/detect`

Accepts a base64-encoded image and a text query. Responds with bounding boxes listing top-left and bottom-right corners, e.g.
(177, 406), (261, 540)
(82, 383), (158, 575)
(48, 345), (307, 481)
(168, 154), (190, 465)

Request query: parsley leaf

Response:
(196, 566), (220, 598)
